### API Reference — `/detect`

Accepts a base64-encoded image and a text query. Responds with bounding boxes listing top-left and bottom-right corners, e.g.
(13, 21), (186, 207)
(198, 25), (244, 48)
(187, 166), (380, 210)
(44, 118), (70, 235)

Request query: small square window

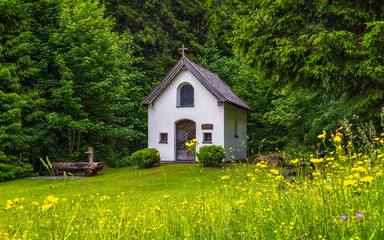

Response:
(159, 133), (168, 143)
(203, 132), (212, 143)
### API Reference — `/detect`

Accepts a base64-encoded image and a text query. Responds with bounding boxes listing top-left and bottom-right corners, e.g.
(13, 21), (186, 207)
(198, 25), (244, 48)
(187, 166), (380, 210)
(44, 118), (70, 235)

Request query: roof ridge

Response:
(183, 57), (227, 101)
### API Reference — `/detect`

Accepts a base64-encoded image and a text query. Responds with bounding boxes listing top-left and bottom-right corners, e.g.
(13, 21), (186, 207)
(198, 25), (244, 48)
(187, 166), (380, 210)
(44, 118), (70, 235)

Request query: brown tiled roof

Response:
(140, 56), (252, 111)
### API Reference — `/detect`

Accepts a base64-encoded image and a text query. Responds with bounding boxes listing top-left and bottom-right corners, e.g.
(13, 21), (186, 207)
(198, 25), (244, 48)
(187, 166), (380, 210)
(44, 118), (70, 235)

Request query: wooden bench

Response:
(51, 162), (104, 177)
(50, 147), (103, 177)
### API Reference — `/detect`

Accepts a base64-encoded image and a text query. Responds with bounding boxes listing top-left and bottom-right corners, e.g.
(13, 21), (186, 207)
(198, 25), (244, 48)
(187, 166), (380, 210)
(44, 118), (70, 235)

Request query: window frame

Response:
(203, 132), (212, 144)
(159, 133), (168, 143)
(177, 83), (194, 107)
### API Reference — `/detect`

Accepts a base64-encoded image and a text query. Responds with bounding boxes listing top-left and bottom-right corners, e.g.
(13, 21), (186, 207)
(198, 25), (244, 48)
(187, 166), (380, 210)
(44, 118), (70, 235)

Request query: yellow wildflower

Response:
(317, 130), (326, 139)
(290, 159), (299, 164)
(360, 176), (374, 183)
(343, 179), (357, 187)
(235, 199), (246, 206)
(333, 135), (342, 143)
(41, 203), (53, 211)
(221, 176), (230, 181)
(270, 169), (279, 175)
(46, 195), (59, 204)
(310, 158), (324, 163)
(3, 200), (14, 211)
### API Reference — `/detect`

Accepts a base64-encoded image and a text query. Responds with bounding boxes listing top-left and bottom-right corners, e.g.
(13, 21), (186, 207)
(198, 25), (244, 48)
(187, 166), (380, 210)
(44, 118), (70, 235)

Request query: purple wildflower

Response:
(340, 215), (348, 219)
(356, 213), (363, 217)
(302, 234), (306, 238)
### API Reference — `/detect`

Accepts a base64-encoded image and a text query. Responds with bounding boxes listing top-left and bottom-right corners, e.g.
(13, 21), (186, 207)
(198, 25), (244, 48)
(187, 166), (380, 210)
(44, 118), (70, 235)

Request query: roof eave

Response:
(222, 101), (253, 111)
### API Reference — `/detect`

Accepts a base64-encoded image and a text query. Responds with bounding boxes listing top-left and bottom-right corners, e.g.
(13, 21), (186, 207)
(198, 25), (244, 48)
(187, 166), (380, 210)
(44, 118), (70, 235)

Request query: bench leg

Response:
(53, 169), (63, 176)
(84, 169), (96, 177)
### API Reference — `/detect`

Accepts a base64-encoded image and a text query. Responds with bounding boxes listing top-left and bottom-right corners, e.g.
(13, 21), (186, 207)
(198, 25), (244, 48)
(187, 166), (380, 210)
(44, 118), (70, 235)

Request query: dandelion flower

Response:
(221, 176), (230, 181)
(333, 135), (342, 143)
(41, 203), (53, 211)
(310, 158), (324, 163)
(360, 176), (374, 183)
(317, 130), (326, 139)
(291, 159), (299, 164)
(46, 195), (59, 204)
(343, 179), (357, 187)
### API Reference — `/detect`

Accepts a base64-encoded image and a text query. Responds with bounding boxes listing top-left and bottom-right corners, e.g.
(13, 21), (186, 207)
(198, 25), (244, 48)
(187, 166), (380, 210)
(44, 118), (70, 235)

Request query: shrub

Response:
(131, 148), (160, 168)
(116, 155), (135, 168)
(197, 145), (226, 167)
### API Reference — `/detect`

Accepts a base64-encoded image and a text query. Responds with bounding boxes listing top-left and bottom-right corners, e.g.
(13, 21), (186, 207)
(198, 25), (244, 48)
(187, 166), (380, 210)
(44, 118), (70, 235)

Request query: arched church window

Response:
(179, 84), (194, 107)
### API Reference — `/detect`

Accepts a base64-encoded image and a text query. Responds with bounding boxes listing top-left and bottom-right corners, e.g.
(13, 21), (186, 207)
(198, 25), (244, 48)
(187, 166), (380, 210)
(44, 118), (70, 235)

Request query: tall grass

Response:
(1, 131), (384, 239)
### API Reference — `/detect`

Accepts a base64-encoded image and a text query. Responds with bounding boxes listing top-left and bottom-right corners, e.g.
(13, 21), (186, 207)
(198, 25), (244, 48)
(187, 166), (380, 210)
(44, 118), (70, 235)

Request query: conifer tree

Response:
(231, 0), (384, 117)
(0, 0), (45, 181)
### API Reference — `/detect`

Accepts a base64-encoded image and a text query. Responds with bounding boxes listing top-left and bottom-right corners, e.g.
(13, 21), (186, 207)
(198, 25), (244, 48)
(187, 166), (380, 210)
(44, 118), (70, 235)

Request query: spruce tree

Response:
(231, 0), (384, 117)
(0, 0), (45, 181)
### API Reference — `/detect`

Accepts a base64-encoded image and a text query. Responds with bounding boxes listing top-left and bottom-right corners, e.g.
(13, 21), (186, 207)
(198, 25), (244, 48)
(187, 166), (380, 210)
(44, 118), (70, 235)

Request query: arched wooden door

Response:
(176, 120), (196, 161)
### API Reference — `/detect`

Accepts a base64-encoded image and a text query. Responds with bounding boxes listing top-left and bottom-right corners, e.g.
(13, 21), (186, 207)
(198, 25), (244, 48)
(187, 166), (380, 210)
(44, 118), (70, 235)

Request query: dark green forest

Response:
(1, 0), (384, 181)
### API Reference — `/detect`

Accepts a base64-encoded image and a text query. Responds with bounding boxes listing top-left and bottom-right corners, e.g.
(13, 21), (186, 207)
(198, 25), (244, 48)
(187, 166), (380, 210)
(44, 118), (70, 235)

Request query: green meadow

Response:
(0, 164), (247, 210)
(2, 132), (384, 240)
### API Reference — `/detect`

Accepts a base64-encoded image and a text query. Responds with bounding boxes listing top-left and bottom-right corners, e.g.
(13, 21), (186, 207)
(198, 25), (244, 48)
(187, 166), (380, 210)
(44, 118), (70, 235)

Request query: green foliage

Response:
(0, 0), (45, 181)
(103, 0), (209, 80)
(41, 0), (143, 161)
(39, 156), (54, 177)
(94, 145), (134, 168)
(115, 155), (134, 168)
(231, 0), (384, 118)
(131, 148), (160, 168)
(197, 145), (226, 167)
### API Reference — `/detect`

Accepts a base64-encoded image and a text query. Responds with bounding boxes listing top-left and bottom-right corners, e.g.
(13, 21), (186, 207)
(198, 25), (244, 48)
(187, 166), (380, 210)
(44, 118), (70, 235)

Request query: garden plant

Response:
(131, 148), (160, 168)
(186, 139), (227, 167)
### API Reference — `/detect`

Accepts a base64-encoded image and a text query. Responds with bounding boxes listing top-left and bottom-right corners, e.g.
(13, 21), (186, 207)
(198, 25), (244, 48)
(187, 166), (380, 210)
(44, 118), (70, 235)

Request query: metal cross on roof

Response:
(178, 44), (188, 57)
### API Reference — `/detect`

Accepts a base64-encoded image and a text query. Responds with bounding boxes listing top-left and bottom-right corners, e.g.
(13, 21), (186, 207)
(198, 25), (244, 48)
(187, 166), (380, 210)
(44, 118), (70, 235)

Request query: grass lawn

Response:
(0, 163), (252, 210)
(0, 163), (254, 238)
(1, 141), (384, 240)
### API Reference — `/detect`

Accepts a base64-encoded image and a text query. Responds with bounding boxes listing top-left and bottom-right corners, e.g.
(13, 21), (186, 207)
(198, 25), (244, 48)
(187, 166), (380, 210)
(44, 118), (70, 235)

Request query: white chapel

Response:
(140, 48), (251, 162)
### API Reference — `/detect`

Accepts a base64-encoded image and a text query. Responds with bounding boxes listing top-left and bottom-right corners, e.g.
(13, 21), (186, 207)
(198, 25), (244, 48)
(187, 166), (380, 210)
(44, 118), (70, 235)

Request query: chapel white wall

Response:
(223, 103), (247, 161)
(148, 70), (224, 161)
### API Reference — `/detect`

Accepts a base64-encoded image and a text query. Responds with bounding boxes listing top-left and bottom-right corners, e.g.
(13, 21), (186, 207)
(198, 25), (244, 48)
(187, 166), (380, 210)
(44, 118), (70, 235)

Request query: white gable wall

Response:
(148, 69), (224, 161)
(224, 103), (247, 161)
